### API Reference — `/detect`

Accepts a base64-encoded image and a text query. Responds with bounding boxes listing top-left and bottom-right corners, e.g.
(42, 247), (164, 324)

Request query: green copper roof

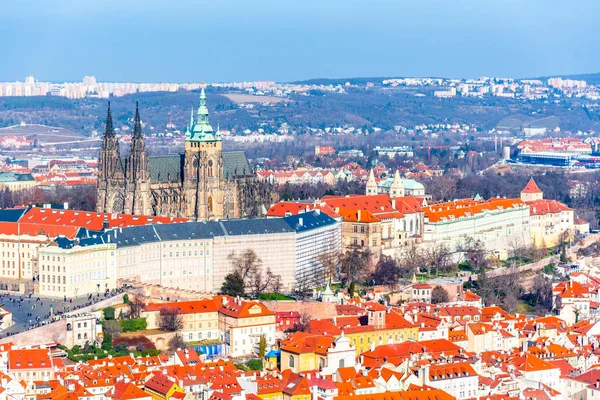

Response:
(188, 87), (219, 143)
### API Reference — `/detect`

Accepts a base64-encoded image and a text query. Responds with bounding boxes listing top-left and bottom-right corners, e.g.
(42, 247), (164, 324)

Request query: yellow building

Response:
(218, 297), (276, 357)
(0, 172), (37, 192)
(144, 375), (184, 400)
(303, 303), (418, 356)
(142, 299), (220, 343)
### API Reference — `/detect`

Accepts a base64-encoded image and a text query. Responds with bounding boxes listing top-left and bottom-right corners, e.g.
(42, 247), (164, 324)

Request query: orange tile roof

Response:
(144, 299), (220, 314)
(112, 382), (151, 400)
(0, 221), (80, 239)
(17, 206), (187, 231)
(334, 388), (456, 400)
(424, 198), (526, 223)
(526, 199), (571, 215)
(428, 362), (477, 380)
(219, 299), (274, 318)
(8, 348), (53, 370)
(522, 178), (542, 194)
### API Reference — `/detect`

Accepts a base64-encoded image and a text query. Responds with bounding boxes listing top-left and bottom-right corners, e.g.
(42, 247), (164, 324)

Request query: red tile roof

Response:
(522, 178), (542, 194)
(8, 348), (53, 370)
(144, 299), (220, 314)
(16, 206), (187, 231)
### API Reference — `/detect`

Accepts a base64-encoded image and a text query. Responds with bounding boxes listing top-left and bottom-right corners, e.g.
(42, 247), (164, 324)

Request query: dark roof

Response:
(149, 155), (183, 182)
(223, 151), (253, 178)
(54, 211), (337, 249)
(0, 172), (35, 182)
(219, 218), (293, 236)
(0, 208), (28, 222)
(142, 151), (251, 182)
(283, 211), (337, 233)
(154, 222), (223, 241)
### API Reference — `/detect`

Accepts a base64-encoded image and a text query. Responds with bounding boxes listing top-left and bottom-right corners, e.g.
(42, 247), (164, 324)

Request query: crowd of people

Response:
(0, 288), (126, 338)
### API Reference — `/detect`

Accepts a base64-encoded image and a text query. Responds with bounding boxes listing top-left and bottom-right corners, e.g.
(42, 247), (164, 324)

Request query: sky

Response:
(1, 0), (599, 83)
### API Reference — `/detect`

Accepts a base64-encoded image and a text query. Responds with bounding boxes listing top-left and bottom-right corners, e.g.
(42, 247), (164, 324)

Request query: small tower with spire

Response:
(389, 170), (405, 197)
(366, 169), (378, 196)
(521, 177), (543, 202)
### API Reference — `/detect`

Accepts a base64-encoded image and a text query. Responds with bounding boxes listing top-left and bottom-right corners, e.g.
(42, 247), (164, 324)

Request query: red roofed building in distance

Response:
(519, 178), (575, 247)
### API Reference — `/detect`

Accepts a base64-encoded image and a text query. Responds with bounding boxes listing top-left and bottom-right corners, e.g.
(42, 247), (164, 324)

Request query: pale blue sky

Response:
(1, 0), (599, 82)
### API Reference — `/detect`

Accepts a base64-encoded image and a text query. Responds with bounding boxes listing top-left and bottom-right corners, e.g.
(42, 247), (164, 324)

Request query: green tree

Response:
(101, 333), (112, 351)
(348, 282), (356, 297)
(123, 294), (130, 304)
(220, 271), (245, 297)
(103, 307), (115, 321)
(258, 335), (267, 358)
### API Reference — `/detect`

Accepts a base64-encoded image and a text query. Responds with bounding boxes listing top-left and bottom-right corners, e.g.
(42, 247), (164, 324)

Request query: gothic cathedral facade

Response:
(96, 89), (275, 220)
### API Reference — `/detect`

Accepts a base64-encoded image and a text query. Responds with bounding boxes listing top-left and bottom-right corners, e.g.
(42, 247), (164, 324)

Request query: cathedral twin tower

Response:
(96, 89), (267, 220)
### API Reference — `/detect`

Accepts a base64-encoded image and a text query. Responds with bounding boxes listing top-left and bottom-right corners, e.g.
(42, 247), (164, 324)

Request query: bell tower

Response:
(366, 169), (378, 196)
(183, 88), (225, 220)
(97, 102), (125, 213)
(124, 102), (151, 215)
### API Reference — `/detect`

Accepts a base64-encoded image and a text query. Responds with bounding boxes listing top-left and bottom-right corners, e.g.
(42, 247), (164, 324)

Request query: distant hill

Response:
(291, 77), (393, 85)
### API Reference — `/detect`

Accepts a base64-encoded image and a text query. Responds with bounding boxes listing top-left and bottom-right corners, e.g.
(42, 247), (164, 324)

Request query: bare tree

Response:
(458, 238), (488, 273)
(340, 249), (372, 284)
(294, 262), (321, 300)
(229, 249), (262, 282)
(371, 255), (400, 289)
(431, 286), (450, 304)
(397, 243), (425, 276)
(317, 250), (340, 284)
(229, 249), (282, 299)
(168, 334), (187, 352)
(159, 307), (184, 332)
(423, 243), (454, 275)
(129, 295), (145, 319)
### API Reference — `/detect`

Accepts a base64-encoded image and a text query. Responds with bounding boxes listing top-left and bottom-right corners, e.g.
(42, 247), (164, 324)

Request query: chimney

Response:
(103, 218), (110, 230)
(64, 202), (69, 210)
(299, 217), (303, 227)
(358, 210), (361, 220)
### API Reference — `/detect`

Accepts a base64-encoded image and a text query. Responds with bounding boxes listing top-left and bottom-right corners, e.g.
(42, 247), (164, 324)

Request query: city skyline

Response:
(1, 0), (600, 82)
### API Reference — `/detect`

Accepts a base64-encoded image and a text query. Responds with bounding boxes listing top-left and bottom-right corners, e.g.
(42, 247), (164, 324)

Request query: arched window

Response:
(208, 159), (213, 177)
(208, 196), (213, 212)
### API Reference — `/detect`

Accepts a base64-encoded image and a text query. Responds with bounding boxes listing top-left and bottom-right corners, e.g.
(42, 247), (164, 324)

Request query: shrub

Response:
(123, 294), (130, 304)
(246, 359), (263, 371)
(101, 333), (113, 351)
(103, 307), (116, 320)
(120, 318), (147, 332)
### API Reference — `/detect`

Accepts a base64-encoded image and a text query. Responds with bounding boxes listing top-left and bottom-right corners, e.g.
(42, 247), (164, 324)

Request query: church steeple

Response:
(125, 102), (150, 215)
(389, 170), (404, 198)
(189, 86), (217, 142)
(132, 101), (143, 139)
(366, 169), (377, 196)
(104, 101), (115, 138)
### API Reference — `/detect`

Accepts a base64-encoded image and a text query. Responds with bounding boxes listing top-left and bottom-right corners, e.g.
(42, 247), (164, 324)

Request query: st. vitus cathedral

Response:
(96, 89), (275, 220)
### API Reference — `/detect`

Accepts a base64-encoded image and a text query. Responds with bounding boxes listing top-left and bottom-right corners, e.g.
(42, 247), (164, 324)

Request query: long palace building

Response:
(96, 89), (274, 220)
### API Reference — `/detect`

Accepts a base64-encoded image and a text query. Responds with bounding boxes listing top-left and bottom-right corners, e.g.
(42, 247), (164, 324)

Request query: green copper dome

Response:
(188, 87), (219, 142)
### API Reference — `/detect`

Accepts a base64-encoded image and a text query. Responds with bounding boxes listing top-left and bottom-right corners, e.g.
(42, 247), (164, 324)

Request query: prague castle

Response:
(96, 89), (274, 219)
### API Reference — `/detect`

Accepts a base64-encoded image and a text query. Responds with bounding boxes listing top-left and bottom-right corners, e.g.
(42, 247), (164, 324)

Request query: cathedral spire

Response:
(133, 101), (143, 139)
(189, 104), (195, 130)
(190, 85), (216, 141)
(104, 101), (115, 138)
